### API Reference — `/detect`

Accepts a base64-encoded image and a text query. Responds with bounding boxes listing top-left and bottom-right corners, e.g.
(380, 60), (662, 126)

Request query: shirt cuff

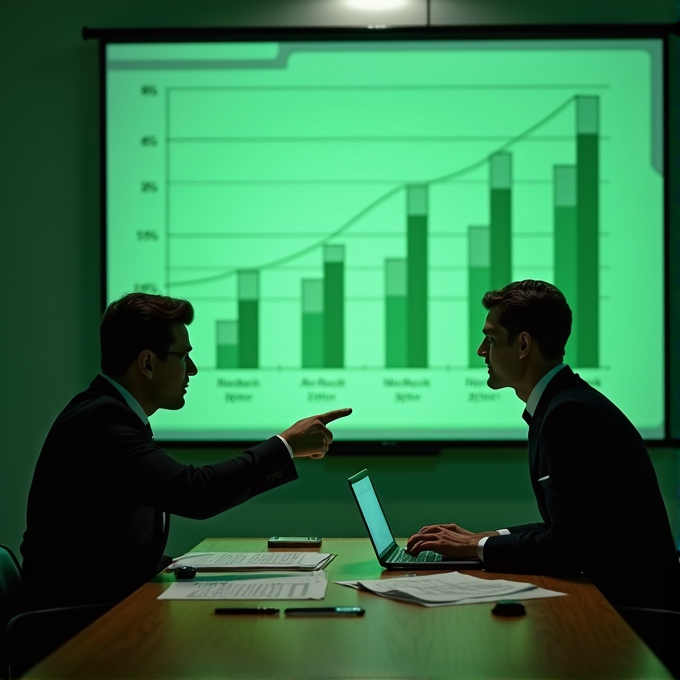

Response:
(276, 434), (294, 459)
(476, 536), (489, 560)
(476, 529), (510, 560)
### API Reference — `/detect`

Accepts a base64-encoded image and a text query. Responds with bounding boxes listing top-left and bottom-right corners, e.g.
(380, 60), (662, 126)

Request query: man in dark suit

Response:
(406, 280), (679, 610)
(20, 293), (351, 610)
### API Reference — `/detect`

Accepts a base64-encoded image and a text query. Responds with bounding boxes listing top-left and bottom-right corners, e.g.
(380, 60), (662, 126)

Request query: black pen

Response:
(214, 607), (280, 615)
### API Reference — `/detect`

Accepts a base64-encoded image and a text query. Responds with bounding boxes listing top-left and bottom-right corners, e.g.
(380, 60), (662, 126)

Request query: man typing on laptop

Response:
(405, 280), (680, 612)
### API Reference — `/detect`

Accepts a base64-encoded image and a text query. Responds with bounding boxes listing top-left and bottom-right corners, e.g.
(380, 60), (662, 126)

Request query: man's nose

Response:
(187, 357), (198, 375)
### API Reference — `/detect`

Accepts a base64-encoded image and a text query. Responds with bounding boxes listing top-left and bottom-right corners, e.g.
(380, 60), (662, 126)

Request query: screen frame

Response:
(89, 23), (679, 450)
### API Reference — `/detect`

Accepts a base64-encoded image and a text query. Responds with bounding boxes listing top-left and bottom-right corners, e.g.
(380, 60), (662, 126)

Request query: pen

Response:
(284, 607), (365, 617)
(214, 607), (280, 615)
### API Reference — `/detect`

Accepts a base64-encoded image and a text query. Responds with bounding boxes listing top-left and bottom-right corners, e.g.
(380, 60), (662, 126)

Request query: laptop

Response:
(348, 469), (482, 570)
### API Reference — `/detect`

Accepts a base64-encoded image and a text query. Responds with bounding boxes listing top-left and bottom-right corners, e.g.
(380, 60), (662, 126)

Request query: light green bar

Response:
(407, 184), (428, 216)
(490, 152), (512, 189)
(216, 320), (238, 346)
(469, 226), (490, 268)
(554, 165), (577, 208)
(577, 96), (599, 134)
(324, 244), (345, 264)
(302, 279), (323, 314)
(238, 270), (259, 301)
(385, 258), (407, 297)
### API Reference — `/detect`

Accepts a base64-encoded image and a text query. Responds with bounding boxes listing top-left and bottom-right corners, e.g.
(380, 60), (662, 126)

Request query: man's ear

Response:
(137, 350), (154, 379)
(518, 332), (531, 358)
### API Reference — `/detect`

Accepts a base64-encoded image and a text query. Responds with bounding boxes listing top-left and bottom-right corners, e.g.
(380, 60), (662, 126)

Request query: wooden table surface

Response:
(27, 538), (671, 679)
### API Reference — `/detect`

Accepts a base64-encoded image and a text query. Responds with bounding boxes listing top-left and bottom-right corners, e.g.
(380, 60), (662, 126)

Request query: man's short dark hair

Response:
(100, 293), (194, 376)
(481, 280), (572, 360)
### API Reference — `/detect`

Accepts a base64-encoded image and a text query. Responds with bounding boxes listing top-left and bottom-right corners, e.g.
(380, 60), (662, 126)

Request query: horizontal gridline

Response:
(166, 135), (611, 143)
(165, 84), (611, 91)
(167, 232), (613, 239)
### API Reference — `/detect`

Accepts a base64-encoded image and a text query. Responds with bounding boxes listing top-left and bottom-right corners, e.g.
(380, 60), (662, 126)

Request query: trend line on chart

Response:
(169, 95), (576, 288)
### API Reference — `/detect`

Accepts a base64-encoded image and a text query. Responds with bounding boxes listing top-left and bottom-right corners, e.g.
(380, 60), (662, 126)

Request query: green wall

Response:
(0, 0), (677, 561)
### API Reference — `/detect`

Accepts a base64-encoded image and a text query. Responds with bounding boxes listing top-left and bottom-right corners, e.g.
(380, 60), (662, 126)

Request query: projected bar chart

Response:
(106, 39), (665, 440)
(194, 92), (599, 372)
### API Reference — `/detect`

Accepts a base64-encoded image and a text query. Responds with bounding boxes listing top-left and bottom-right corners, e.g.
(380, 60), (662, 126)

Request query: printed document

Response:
(158, 571), (327, 600)
(168, 551), (334, 571)
(336, 571), (566, 607)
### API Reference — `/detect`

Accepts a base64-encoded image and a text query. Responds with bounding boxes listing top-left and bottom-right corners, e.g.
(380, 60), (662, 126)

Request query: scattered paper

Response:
(159, 571), (328, 600)
(168, 551), (335, 571)
(335, 571), (567, 607)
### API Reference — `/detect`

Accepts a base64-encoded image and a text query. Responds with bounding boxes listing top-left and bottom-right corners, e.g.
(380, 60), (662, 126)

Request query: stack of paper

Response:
(168, 551), (335, 571)
(159, 570), (328, 601)
(336, 571), (567, 607)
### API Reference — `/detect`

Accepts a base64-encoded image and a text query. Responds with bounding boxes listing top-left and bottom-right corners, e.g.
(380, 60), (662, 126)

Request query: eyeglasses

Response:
(153, 350), (191, 363)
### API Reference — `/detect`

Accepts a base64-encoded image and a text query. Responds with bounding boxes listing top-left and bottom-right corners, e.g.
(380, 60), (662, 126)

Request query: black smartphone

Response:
(284, 607), (365, 617)
(267, 536), (322, 548)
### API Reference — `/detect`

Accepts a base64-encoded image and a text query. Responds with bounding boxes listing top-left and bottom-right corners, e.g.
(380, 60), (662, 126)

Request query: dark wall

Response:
(0, 0), (677, 559)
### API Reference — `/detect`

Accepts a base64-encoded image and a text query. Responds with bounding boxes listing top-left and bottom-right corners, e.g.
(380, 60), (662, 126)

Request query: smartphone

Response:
(267, 536), (322, 548)
(284, 607), (364, 617)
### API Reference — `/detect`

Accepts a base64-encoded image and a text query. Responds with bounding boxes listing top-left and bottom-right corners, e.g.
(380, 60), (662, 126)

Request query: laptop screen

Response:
(352, 474), (394, 556)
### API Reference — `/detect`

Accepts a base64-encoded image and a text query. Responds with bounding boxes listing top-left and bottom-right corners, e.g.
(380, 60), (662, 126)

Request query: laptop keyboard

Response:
(394, 548), (442, 563)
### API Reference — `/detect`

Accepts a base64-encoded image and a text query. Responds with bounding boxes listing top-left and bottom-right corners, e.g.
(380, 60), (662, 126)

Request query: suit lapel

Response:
(525, 366), (579, 512)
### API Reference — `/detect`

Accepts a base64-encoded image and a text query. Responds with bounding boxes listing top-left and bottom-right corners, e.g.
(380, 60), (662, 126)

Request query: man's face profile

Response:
(151, 323), (198, 411)
(477, 307), (522, 391)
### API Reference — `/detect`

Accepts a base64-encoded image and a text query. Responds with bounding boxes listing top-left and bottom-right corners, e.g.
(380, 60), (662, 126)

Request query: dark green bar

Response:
(577, 134), (599, 367)
(302, 312), (324, 368)
(407, 215), (428, 367)
(469, 266), (490, 367)
(554, 205), (579, 366)
(490, 188), (511, 289)
(238, 300), (258, 368)
(324, 261), (344, 368)
(216, 344), (238, 369)
(385, 296), (408, 368)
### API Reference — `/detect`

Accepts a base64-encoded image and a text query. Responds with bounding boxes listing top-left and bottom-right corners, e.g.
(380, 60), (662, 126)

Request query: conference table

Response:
(27, 538), (671, 679)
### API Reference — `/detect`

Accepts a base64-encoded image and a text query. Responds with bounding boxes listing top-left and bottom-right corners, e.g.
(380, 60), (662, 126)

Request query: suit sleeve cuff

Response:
(477, 529), (510, 560)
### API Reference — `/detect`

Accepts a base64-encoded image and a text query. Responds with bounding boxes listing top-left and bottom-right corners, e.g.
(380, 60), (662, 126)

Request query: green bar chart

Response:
(106, 39), (665, 440)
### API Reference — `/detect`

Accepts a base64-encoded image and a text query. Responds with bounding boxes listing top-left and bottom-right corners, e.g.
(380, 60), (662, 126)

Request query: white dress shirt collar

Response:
(100, 374), (149, 426)
(525, 364), (567, 417)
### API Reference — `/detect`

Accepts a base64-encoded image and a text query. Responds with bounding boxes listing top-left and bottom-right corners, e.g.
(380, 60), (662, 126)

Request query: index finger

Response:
(317, 408), (353, 424)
